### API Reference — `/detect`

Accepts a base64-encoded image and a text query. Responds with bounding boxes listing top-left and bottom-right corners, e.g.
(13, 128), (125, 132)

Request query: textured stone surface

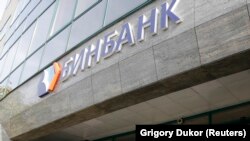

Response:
(12, 105), (107, 141)
(154, 29), (200, 80)
(1, 74), (43, 122)
(10, 49), (250, 141)
(92, 64), (122, 104)
(196, 6), (250, 64)
(195, 0), (246, 26)
(10, 90), (72, 138)
(248, 2), (250, 16)
(58, 45), (92, 91)
(0, 124), (11, 141)
(0, 100), (12, 123)
(43, 91), (71, 122)
(96, 82), (168, 114)
(204, 49), (250, 78)
(0, 122), (11, 141)
(68, 77), (94, 113)
(119, 48), (157, 93)
(159, 67), (215, 93)
(10, 100), (49, 138)
(119, 0), (195, 61)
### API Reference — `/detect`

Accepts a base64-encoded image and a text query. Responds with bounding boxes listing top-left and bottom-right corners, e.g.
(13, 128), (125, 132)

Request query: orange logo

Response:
(38, 62), (61, 97)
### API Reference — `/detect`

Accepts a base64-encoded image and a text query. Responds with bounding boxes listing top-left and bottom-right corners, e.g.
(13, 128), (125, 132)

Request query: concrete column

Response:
(0, 125), (11, 141)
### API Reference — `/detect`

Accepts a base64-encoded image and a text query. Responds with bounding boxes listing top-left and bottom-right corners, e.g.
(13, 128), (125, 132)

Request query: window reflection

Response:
(104, 0), (148, 25)
(0, 47), (3, 57)
(50, 0), (76, 35)
(0, 56), (7, 82)
(25, 0), (55, 30)
(3, 20), (26, 59)
(28, 3), (56, 56)
(7, 64), (23, 91)
(12, 22), (36, 71)
(11, 0), (33, 27)
(0, 0), (149, 91)
(67, 0), (107, 49)
(1, 42), (10, 58)
(0, 41), (18, 81)
(20, 48), (43, 83)
(11, 1), (22, 26)
(3, 21), (16, 46)
(0, 16), (11, 40)
(14, 19), (26, 41)
(18, 0), (40, 31)
(20, 0), (30, 11)
(75, 0), (98, 17)
(40, 26), (71, 68)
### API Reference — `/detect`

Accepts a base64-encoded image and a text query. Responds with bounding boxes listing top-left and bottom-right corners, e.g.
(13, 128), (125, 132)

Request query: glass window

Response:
(11, 0), (31, 27)
(50, 0), (76, 35)
(5, 0), (11, 9)
(104, 0), (148, 25)
(17, 12), (27, 28)
(67, 0), (107, 49)
(20, 48), (43, 83)
(28, 3), (56, 55)
(12, 22), (36, 70)
(18, 0), (40, 30)
(25, 0), (55, 29)
(0, 43), (18, 81)
(0, 46), (3, 57)
(75, 0), (98, 17)
(213, 104), (250, 124)
(0, 56), (7, 81)
(116, 133), (135, 141)
(3, 20), (26, 57)
(40, 26), (71, 68)
(4, 21), (16, 43)
(1, 42), (10, 58)
(6, 64), (23, 91)
(14, 20), (26, 40)
(13, 16), (21, 31)
(183, 116), (209, 125)
(21, 0), (30, 11)
(11, 1), (22, 26)
(0, 16), (11, 40)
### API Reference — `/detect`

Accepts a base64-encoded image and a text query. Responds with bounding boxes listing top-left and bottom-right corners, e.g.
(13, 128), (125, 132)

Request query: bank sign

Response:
(38, 0), (181, 97)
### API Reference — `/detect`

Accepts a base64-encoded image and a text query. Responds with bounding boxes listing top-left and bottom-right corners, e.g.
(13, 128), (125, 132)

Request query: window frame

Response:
(1, 0), (152, 98)
(49, 0), (77, 36)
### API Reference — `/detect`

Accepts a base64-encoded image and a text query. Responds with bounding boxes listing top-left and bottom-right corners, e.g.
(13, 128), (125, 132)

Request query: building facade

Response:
(0, 0), (250, 140)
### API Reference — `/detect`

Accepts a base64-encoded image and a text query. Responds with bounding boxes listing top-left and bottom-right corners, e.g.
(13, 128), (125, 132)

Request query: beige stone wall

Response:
(0, 0), (250, 140)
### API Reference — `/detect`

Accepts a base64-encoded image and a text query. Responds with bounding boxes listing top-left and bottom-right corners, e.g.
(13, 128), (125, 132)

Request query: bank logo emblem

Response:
(38, 62), (61, 97)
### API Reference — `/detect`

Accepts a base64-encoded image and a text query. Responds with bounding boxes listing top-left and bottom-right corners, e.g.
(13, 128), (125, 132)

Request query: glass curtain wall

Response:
(0, 0), (150, 97)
